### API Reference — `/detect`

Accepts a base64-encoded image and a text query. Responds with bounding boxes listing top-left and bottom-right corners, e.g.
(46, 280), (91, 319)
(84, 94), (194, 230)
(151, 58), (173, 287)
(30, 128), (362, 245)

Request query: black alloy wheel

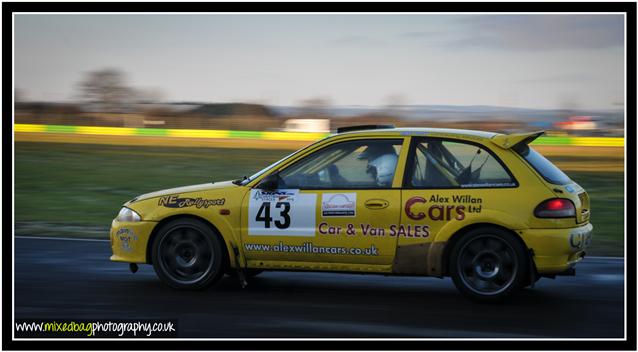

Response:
(449, 226), (529, 302)
(151, 218), (224, 290)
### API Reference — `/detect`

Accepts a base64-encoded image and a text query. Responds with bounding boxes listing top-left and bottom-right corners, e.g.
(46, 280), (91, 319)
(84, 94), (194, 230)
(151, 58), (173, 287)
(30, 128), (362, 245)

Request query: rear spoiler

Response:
(490, 131), (545, 149)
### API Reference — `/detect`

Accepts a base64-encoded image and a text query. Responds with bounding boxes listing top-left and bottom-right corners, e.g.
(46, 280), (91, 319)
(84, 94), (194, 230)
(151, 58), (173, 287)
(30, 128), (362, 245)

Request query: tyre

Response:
(151, 218), (225, 290)
(449, 226), (529, 302)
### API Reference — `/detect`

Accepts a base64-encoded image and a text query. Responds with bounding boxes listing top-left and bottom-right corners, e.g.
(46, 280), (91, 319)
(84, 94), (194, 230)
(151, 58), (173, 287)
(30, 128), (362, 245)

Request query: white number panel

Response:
(248, 189), (317, 236)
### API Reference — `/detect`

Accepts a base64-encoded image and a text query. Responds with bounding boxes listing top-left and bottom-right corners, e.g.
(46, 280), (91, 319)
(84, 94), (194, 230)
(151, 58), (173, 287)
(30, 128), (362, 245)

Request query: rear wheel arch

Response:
(445, 224), (532, 300)
(146, 214), (231, 272)
(440, 223), (530, 277)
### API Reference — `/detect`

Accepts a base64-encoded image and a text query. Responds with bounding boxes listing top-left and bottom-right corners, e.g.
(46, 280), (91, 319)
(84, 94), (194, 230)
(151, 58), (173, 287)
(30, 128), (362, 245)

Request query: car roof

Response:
(333, 127), (499, 139)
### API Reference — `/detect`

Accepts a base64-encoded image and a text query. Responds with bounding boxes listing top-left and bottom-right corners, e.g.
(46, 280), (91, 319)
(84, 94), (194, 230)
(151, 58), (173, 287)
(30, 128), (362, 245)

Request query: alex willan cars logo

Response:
(322, 193), (356, 217)
(404, 196), (466, 221)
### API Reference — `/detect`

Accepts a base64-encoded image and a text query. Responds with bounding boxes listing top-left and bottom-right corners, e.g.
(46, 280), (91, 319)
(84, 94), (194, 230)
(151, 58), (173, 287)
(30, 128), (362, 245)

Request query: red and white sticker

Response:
(321, 193), (356, 217)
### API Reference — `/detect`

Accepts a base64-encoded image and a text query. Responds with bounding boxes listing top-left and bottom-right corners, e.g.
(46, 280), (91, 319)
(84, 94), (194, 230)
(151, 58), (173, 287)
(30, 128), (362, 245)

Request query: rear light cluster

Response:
(534, 198), (576, 218)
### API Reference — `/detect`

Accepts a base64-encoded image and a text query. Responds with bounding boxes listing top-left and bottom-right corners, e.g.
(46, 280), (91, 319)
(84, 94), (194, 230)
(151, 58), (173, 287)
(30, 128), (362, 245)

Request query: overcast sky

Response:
(14, 14), (624, 110)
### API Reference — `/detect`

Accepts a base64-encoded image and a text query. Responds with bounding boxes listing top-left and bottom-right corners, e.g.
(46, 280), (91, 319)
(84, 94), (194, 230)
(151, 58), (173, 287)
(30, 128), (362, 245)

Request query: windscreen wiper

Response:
(232, 176), (248, 185)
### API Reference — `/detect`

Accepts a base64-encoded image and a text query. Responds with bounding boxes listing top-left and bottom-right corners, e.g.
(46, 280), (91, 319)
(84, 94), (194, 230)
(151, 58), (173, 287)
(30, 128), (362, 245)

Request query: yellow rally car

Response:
(110, 125), (593, 301)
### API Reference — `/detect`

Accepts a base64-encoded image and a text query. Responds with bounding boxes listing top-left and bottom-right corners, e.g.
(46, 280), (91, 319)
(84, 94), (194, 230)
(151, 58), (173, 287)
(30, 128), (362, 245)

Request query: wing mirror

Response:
(256, 173), (281, 191)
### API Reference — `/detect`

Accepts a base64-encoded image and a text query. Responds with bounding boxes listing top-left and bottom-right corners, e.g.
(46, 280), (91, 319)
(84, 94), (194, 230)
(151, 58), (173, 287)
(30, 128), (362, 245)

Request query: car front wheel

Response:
(449, 227), (529, 302)
(151, 218), (224, 290)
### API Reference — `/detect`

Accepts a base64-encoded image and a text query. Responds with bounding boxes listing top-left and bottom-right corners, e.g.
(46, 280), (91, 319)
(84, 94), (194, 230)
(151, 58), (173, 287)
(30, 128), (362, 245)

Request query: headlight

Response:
(116, 207), (141, 222)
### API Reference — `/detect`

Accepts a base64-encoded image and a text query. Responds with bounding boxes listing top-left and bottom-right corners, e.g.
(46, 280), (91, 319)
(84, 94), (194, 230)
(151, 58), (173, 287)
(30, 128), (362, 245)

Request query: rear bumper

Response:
(109, 219), (157, 263)
(520, 223), (593, 274)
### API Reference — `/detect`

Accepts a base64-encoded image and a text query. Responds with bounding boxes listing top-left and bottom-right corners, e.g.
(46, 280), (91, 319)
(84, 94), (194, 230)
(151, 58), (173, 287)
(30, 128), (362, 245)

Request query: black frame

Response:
(402, 136), (520, 190)
(4, 2), (635, 351)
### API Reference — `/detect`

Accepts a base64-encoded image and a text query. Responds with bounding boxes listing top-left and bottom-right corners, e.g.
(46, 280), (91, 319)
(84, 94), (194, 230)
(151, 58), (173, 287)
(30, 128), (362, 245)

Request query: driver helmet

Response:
(358, 144), (398, 186)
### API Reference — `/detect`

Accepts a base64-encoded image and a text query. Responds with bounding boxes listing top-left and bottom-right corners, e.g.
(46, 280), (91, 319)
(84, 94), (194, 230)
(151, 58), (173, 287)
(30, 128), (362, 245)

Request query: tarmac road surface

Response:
(13, 237), (625, 338)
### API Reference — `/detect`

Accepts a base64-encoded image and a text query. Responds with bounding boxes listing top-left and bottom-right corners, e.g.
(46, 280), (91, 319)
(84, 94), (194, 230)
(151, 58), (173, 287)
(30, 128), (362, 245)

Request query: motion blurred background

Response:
(14, 14), (625, 255)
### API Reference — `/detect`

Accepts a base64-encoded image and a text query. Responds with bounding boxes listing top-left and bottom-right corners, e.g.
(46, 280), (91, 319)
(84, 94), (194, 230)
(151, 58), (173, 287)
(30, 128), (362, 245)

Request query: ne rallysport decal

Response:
(158, 195), (225, 209)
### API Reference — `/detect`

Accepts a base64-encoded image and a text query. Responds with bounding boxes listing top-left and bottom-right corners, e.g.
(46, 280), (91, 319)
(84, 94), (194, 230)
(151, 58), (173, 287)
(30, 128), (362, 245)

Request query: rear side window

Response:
(405, 138), (516, 189)
(515, 145), (571, 185)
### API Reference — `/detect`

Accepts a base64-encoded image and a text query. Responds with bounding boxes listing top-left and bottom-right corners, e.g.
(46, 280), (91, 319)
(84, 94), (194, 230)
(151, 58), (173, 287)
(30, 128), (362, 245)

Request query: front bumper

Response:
(109, 219), (157, 263)
(520, 223), (593, 274)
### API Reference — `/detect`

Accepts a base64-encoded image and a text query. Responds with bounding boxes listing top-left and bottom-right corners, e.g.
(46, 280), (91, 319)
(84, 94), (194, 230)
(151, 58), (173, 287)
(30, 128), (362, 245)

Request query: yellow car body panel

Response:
(110, 127), (592, 279)
(112, 181), (251, 267)
(110, 220), (156, 263)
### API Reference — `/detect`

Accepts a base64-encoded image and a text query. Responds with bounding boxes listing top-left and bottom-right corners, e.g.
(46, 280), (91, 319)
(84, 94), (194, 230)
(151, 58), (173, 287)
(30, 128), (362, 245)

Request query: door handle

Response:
(365, 199), (389, 209)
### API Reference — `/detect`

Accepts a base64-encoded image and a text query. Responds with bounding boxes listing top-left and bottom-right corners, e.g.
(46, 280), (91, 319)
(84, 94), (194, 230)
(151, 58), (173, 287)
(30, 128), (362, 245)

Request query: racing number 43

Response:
(255, 202), (291, 229)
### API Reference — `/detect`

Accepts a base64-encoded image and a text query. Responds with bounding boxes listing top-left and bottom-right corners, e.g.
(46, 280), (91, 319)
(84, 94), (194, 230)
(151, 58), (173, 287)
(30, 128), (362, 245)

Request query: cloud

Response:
(331, 35), (385, 47)
(399, 30), (444, 38)
(450, 15), (624, 51)
(400, 15), (624, 51)
(513, 73), (595, 84)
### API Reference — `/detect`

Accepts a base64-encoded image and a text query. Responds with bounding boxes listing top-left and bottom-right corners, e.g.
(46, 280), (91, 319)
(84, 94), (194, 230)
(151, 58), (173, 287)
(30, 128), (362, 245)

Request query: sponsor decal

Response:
(318, 222), (430, 238)
(389, 224), (430, 238)
(318, 222), (343, 235)
(460, 182), (516, 188)
(451, 194), (482, 214)
(405, 196), (427, 220)
(158, 195), (225, 209)
(404, 196), (466, 221)
(252, 190), (297, 202)
(116, 228), (138, 252)
(569, 231), (592, 250)
(321, 193), (356, 217)
(404, 194), (483, 221)
(449, 195), (482, 204)
(244, 241), (379, 256)
(248, 189), (316, 236)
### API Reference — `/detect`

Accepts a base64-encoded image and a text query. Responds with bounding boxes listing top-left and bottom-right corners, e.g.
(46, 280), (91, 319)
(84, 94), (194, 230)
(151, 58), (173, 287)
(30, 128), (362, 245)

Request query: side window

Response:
(279, 139), (403, 189)
(407, 139), (515, 188)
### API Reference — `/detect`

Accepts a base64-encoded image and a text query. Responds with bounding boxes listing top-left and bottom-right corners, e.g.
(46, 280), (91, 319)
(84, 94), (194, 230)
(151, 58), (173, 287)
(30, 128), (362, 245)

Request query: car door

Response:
(241, 137), (408, 266)
(396, 137), (518, 274)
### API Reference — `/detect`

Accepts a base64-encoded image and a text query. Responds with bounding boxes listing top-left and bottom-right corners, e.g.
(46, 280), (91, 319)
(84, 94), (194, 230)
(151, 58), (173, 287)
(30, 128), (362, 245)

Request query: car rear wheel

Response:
(151, 218), (224, 290)
(449, 227), (528, 302)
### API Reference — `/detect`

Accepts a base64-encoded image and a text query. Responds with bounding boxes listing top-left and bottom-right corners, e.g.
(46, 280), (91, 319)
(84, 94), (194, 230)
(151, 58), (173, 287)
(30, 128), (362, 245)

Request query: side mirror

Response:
(257, 173), (280, 191)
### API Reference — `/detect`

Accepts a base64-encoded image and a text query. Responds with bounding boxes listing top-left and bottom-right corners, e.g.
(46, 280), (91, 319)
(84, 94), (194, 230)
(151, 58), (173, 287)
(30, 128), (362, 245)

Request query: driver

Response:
(357, 143), (398, 187)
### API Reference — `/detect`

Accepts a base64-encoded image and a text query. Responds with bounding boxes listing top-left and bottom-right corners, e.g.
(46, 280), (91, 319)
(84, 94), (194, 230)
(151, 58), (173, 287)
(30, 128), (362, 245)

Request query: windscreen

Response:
(240, 136), (333, 186)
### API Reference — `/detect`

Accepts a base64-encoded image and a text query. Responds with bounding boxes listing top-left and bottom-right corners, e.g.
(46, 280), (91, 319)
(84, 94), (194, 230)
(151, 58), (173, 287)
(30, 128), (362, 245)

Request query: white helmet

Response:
(358, 144), (398, 187)
(368, 153), (398, 186)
